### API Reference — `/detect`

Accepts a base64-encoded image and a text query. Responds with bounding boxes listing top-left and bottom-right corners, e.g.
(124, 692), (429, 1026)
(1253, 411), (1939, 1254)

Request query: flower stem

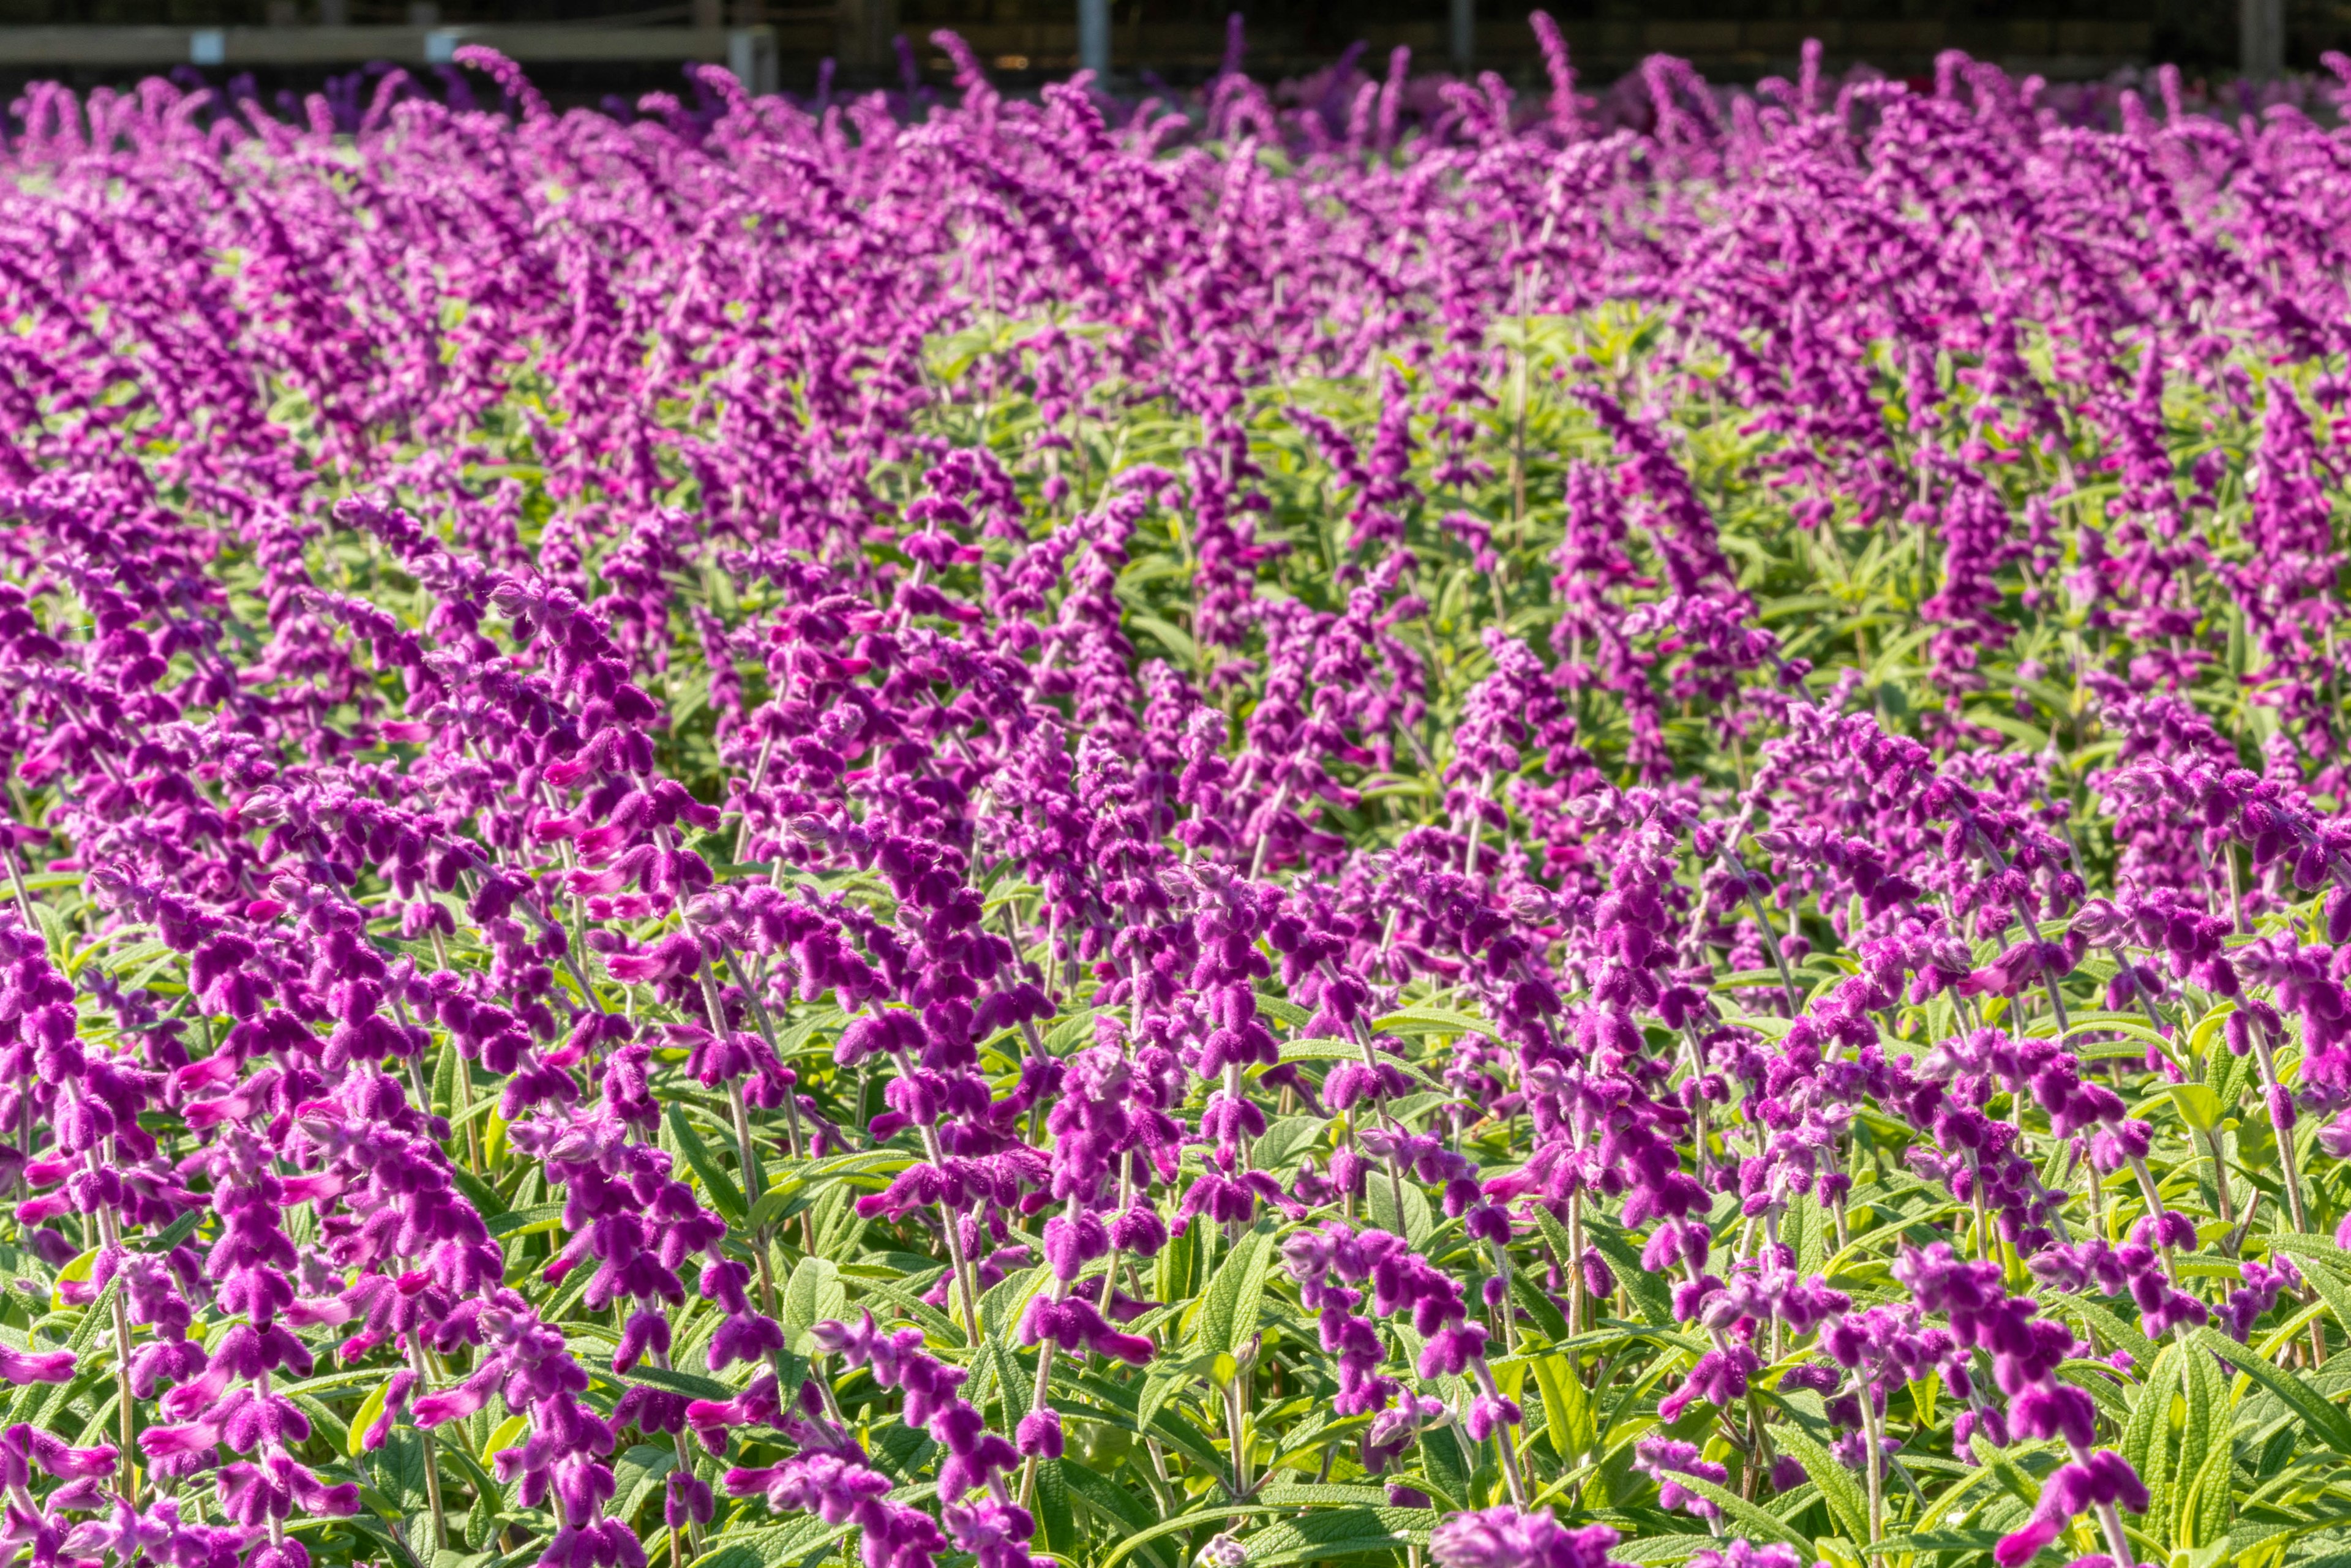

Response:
(92, 1193), (138, 1505)
(410, 1338), (449, 1551)
(1855, 1375), (1883, 1544)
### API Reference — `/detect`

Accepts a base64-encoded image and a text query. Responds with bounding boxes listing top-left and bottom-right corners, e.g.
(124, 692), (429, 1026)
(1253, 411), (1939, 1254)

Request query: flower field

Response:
(6, 26), (2351, 1568)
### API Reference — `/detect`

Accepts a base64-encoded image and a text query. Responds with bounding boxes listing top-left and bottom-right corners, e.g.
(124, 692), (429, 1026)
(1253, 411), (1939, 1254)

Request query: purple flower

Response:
(1429, 1508), (1620, 1568)
(1633, 1436), (1729, 1520)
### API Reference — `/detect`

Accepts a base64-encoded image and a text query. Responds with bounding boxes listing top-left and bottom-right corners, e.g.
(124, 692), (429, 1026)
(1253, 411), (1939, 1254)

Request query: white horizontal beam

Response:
(0, 23), (821, 69)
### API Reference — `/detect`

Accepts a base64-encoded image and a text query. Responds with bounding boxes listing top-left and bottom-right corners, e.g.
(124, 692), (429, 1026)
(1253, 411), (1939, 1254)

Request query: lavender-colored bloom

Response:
(1633, 1436), (1729, 1520)
(1429, 1508), (1619, 1568)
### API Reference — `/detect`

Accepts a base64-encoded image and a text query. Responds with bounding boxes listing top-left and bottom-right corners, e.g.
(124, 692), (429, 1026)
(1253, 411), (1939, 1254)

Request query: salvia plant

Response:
(6, 21), (2351, 1568)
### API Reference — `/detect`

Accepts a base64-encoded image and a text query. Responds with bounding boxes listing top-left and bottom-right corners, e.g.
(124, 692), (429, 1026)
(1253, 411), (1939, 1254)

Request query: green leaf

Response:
(779, 1256), (845, 1356)
(1417, 1427), (1472, 1512)
(1191, 1226), (1275, 1358)
(480, 1414), (528, 1465)
(349, 1377), (396, 1459)
(2175, 1338), (2220, 1545)
(1275, 1038), (1363, 1065)
(279, 1368), (390, 1399)
(1030, 1458), (1076, 1555)
(1127, 613), (1198, 667)
(2167, 1082), (2223, 1135)
(666, 1104), (746, 1225)
(1134, 1362), (1187, 1437)
(1365, 1172), (1432, 1248)
(1095, 1505), (1281, 1568)
(1981, 1441), (2042, 1510)
(1059, 1454), (1160, 1539)
(289, 1510), (420, 1568)
(1253, 1484), (1391, 1507)
(1510, 1273), (1569, 1345)
(1581, 1216), (1672, 1327)
(2050, 1290), (2159, 1370)
(2196, 1327), (2351, 1456)
(686, 1509), (869, 1568)
(487, 1203), (565, 1239)
(2273, 1233), (2351, 1272)
(46, 1247), (99, 1314)
(744, 1185), (795, 1234)
(30, 901), (66, 964)
(980, 1334), (1030, 1427)
(1250, 1115), (1331, 1171)
(432, 1032), (459, 1121)
(1654, 1472), (1807, 1547)
(448, 1163), (508, 1221)
(978, 1263), (1053, 1340)
(2208, 1035), (2252, 1120)
(1157, 1214), (1202, 1309)
(403, 1511), (439, 1561)
(141, 1210), (202, 1254)
(366, 1428), (433, 1513)
(2178, 1432), (2233, 1551)
(1864, 1531), (2005, 1557)
(2302, 1253), (2351, 1343)
(2267, 1547), (2351, 1568)
(1614, 1536), (1726, 1564)
(1251, 994), (1313, 1030)
(1040, 1008), (1108, 1055)
(608, 1362), (737, 1402)
(685, 1542), (766, 1568)
(2120, 1341), (2180, 1493)
(1058, 1366), (1229, 1479)
(1768, 1422), (1869, 1545)
(1531, 1353), (1592, 1462)
(75, 1389), (118, 1455)
(1787, 1193), (1826, 1281)
(1238, 1507), (1435, 1567)
(1371, 1007), (1492, 1038)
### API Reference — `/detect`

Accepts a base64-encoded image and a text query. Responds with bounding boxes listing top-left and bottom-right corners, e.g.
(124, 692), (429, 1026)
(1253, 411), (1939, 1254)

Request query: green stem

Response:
(409, 1339), (449, 1551)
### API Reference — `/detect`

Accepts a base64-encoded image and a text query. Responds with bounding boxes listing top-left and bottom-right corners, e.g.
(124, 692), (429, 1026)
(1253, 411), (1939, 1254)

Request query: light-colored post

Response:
(729, 27), (778, 94)
(1450, 0), (1474, 72)
(2242, 0), (2284, 78)
(1079, 0), (1111, 79)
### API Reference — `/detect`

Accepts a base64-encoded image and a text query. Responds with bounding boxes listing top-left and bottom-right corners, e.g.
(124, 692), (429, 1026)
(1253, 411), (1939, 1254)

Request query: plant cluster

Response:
(4, 28), (2351, 1568)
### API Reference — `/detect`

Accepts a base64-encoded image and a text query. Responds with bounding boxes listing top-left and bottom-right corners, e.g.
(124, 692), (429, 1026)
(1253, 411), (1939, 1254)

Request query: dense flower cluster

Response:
(0, 26), (2347, 1568)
